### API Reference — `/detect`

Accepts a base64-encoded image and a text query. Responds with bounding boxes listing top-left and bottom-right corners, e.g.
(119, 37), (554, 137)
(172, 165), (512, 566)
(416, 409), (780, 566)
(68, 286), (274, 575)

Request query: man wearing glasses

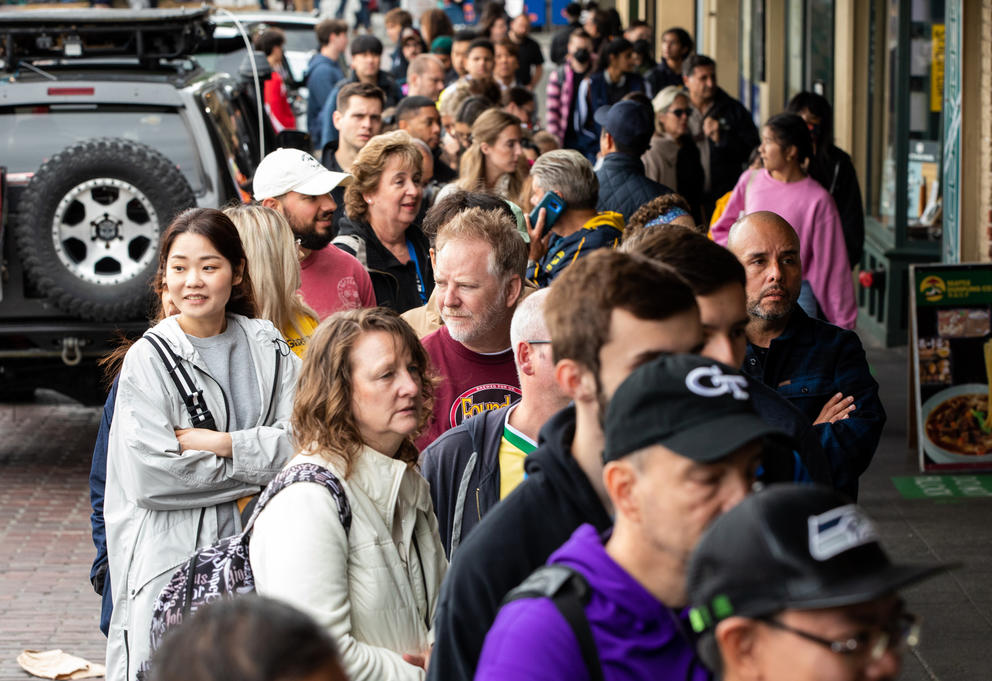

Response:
(421, 289), (569, 557)
(687, 484), (947, 681)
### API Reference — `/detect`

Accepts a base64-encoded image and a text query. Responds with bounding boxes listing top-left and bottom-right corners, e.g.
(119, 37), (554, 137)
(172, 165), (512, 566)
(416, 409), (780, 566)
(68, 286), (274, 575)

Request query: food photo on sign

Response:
(911, 263), (992, 471)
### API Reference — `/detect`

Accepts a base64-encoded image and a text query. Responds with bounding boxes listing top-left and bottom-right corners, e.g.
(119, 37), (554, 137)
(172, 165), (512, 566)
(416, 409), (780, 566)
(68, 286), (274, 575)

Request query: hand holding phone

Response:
(529, 191), (566, 238)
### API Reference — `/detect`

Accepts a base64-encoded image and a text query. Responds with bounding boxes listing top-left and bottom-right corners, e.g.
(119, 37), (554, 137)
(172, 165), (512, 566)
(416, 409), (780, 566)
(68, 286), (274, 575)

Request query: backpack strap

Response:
(244, 462), (351, 535)
(504, 565), (604, 681)
(145, 333), (218, 431)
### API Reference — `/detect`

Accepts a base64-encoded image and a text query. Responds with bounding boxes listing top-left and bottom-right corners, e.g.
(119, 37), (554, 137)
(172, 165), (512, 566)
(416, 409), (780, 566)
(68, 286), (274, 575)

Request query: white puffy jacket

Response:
(250, 448), (448, 681)
(104, 315), (300, 681)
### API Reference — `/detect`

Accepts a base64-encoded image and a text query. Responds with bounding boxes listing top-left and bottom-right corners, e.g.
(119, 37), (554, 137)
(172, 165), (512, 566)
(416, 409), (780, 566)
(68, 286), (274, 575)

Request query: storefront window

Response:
(786, 0), (835, 103)
(873, 0), (944, 241)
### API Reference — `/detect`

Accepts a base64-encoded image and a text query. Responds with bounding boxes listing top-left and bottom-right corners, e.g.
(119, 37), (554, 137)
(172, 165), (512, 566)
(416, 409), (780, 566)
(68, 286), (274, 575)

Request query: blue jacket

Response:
(575, 71), (645, 159)
(89, 378), (117, 636)
(305, 53), (344, 139)
(595, 153), (672, 220)
(742, 307), (886, 499)
(420, 405), (510, 558)
(527, 212), (624, 287)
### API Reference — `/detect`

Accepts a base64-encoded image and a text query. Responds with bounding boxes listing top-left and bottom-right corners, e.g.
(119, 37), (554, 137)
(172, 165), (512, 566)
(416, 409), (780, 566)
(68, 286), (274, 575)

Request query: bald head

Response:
(726, 211), (800, 255)
(728, 211), (802, 324)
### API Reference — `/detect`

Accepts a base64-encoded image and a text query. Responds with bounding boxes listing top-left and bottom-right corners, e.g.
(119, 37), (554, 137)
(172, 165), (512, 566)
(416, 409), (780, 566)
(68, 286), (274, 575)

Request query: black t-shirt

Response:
(514, 36), (544, 86)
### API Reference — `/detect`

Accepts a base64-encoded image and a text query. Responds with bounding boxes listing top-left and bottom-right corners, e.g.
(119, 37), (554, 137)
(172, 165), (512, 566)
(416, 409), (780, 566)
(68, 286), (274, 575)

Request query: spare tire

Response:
(13, 138), (197, 322)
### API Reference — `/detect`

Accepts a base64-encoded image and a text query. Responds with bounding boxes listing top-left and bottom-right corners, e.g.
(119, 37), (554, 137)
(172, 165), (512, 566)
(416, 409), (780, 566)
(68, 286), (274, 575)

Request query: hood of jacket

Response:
(523, 405), (611, 530)
(582, 210), (624, 233)
(551, 523), (672, 627)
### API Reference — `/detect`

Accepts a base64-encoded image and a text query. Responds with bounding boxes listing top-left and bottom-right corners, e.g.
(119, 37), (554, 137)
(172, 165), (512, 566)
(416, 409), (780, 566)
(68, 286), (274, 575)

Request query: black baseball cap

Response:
(594, 100), (654, 149)
(603, 354), (788, 464)
(687, 484), (951, 637)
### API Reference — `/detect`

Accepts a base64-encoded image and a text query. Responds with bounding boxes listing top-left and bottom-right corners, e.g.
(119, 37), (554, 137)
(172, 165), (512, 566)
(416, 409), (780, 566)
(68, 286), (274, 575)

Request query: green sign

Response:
(892, 475), (992, 499)
(914, 267), (992, 306)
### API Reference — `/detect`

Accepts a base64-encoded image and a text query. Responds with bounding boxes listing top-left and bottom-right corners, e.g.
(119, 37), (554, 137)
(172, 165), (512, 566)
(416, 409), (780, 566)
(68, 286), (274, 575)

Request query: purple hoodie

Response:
(475, 524), (712, 681)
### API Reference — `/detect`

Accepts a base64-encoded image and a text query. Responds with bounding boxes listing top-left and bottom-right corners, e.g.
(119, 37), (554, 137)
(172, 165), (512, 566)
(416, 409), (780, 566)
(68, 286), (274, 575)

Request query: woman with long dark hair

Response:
(104, 208), (300, 681)
(710, 113), (856, 329)
(787, 91), (865, 268)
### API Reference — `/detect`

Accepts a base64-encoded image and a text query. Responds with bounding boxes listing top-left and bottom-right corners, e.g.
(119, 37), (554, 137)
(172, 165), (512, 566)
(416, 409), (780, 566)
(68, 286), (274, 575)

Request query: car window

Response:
(201, 86), (257, 201)
(0, 107), (204, 192)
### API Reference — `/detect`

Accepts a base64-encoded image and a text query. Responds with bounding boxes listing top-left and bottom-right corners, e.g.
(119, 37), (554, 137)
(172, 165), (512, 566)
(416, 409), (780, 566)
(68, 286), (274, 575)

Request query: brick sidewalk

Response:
(0, 400), (105, 681)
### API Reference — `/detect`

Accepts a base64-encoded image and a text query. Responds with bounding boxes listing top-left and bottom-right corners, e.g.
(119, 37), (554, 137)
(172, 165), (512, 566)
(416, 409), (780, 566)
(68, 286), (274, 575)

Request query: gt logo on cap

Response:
(685, 365), (750, 400)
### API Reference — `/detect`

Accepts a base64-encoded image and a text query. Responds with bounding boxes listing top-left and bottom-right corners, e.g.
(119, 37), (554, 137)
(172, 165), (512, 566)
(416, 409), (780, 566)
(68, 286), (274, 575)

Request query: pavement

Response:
(856, 342), (992, 681)
(1, 344), (990, 681)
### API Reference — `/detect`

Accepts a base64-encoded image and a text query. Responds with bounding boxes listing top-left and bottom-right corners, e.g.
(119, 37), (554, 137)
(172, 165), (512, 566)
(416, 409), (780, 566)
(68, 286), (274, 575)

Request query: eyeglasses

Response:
(667, 108), (691, 117)
(525, 340), (551, 345)
(757, 612), (921, 663)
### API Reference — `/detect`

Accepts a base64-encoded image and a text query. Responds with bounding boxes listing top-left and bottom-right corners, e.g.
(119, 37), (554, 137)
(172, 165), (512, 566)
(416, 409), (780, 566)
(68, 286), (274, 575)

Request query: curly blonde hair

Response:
(344, 130), (423, 223)
(291, 307), (435, 477)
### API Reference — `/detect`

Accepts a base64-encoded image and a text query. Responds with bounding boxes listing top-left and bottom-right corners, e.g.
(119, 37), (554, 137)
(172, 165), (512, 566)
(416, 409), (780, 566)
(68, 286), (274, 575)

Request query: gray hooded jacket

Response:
(104, 315), (299, 681)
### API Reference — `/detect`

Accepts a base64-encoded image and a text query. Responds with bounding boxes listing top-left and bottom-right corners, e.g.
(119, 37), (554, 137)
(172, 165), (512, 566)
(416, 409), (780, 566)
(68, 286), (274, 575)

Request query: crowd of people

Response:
(86, 5), (942, 681)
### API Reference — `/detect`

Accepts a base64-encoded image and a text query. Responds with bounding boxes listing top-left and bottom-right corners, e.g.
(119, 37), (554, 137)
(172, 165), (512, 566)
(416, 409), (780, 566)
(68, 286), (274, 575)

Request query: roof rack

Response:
(0, 8), (214, 72)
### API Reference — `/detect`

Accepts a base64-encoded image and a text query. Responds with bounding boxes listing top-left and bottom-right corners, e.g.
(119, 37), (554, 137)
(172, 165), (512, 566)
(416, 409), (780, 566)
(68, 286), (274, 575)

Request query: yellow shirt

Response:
(282, 314), (319, 359)
(498, 409), (538, 499)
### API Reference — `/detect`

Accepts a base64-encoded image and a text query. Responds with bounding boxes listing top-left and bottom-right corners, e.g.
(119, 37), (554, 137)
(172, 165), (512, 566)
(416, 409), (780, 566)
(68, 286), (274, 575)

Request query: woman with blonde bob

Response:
(224, 204), (319, 357)
(250, 307), (447, 681)
(445, 108), (525, 201)
(332, 131), (432, 315)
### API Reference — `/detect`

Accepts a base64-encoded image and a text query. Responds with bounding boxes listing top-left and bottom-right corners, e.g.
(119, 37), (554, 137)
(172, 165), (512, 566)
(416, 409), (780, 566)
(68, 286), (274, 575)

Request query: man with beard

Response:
(683, 54), (760, 222)
(427, 250), (705, 681)
(416, 207), (528, 449)
(254, 148), (376, 317)
(726, 211), (884, 500)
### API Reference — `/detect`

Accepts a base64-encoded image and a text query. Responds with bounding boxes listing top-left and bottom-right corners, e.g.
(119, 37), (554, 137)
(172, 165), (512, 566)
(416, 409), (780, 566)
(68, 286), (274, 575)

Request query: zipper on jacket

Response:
(475, 488), (482, 521)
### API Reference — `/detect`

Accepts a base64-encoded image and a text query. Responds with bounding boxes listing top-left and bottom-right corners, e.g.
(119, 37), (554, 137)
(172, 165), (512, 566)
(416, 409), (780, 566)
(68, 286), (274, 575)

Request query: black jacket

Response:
(811, 145), (865, 268)
(748, 376), (833, 486)
(332, 218), (433, 314)
(426, 405), (612, 681)
(595, 152), (672, 219)
(645, 59), (684, 96)
(699, 87), (760, 211)
(319, 142), (348, 235)
(420, 405), (508, 558)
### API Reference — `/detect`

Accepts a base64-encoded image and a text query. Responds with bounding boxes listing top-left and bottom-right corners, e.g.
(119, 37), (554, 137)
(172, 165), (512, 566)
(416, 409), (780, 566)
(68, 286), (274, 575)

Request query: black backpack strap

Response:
(244, 462), (351, 535)
(145, 333), (218, 431)
(504, 565), (604, 681)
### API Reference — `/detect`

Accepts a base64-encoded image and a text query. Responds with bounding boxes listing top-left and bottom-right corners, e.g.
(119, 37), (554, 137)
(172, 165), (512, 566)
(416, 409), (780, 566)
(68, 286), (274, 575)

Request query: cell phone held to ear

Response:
(529, 190), (566, 237)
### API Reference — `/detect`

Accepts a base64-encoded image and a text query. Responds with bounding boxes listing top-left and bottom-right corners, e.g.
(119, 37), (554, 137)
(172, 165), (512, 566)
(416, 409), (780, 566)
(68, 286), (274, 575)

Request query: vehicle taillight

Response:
(47, 87), (95, 96)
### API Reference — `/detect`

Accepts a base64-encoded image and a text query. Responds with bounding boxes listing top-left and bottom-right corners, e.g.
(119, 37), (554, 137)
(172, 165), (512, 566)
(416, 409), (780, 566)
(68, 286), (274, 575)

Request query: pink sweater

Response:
(711, 169), (857, 329)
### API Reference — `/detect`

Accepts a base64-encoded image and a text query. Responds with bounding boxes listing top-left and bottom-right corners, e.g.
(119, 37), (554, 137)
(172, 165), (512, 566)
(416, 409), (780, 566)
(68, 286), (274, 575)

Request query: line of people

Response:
(87, 10), (914, 681)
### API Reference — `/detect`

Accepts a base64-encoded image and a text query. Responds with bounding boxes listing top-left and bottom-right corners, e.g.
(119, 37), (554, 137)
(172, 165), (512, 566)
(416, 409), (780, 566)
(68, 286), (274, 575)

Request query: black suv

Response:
(0, 9), (281, 403)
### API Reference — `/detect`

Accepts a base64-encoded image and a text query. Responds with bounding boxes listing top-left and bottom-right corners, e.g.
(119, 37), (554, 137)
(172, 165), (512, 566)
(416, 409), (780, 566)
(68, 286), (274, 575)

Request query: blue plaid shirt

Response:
(742, 307), (886, 499)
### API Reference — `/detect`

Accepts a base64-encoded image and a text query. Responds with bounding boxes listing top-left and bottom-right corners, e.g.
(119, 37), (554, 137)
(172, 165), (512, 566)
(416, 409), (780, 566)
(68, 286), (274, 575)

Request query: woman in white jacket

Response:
(104, 208), (300, 681)
(250, 308), (447, 681)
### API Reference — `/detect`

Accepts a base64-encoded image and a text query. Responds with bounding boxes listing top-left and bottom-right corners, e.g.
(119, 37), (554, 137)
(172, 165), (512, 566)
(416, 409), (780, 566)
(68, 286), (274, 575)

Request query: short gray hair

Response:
(510, 288), (550, 349)
(530, 149), (598, 211)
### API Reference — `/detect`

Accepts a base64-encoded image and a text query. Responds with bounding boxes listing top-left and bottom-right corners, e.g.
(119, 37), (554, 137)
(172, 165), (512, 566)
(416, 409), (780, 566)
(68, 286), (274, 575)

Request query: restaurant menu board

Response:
(911, 264), (992, 471)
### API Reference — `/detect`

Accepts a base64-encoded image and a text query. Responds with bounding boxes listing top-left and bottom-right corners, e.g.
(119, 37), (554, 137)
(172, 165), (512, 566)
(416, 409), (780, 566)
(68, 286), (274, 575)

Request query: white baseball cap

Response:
(252, 148), (353, 200)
